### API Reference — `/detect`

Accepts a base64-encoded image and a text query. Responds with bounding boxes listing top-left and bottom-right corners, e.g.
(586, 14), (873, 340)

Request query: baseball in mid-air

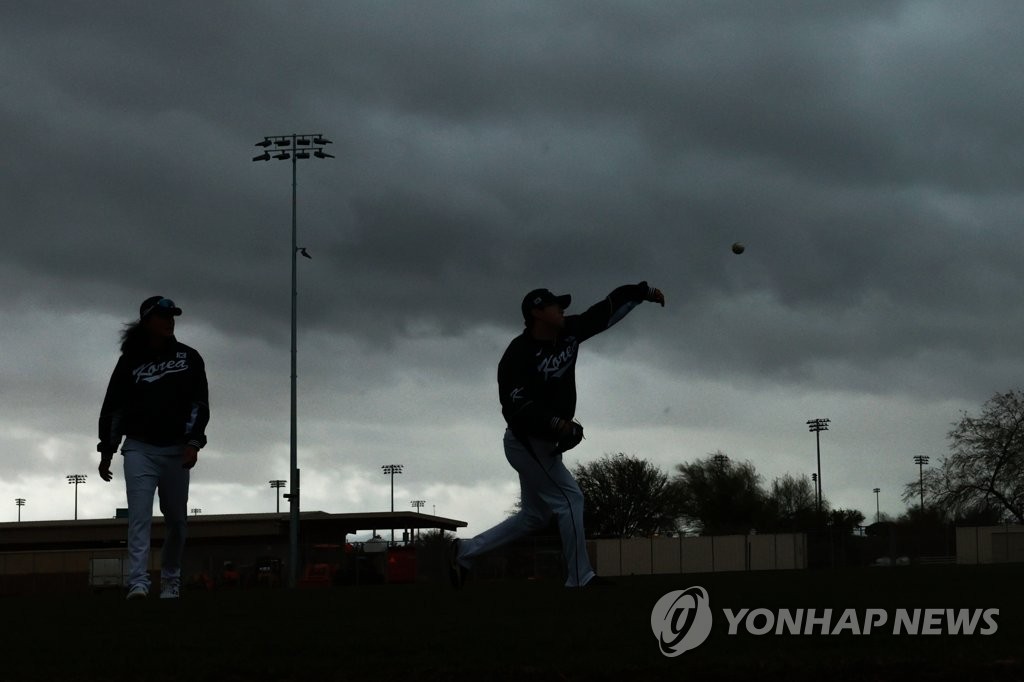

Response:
(732, 242), (745, 254)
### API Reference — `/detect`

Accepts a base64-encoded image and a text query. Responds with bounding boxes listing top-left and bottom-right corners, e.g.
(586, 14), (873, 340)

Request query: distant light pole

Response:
(411, 500), (426, 540)
(712, 452), (729, 471)
(873, 488), (881, 524)
(913, 456), (930, 511)
(191, 508), (202, 516)
(67, 474), (86, 520)
(253, 132), (333, 588)
(15, 498), (25, 522)
(269, 480), (286, 513)
(382, 464), (403, 543)
(806, 418), (830, 518)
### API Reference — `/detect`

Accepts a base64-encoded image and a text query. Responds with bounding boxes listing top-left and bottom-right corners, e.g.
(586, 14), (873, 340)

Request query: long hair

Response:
(119, 320), (148, 354)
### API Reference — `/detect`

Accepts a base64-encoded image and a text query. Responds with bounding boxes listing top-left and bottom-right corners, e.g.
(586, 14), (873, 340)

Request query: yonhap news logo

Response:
(650, 587), (714, 656)
(652, 586), (1000, 657)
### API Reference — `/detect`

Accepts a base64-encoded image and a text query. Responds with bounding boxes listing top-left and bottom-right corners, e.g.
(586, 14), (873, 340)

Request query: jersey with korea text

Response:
(498, 282), (649, 439)
(97, 339), (210, 453)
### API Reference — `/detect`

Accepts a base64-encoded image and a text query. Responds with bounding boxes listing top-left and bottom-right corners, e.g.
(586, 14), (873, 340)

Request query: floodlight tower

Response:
(382, 464), (403, 543)
(253, 132), (333, 588)
(913, 456), (930, 511)
(15, 498), (25, 522)
(806, 418), (830, 518)
(269, 479), (286, 513)
(67, 474), (87, 520)
(873, 488), (881, 524)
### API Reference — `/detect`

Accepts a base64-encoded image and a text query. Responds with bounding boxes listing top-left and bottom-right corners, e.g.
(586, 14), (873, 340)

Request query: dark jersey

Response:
(97, 339), (210, 454)
(498, 282), (650, 439)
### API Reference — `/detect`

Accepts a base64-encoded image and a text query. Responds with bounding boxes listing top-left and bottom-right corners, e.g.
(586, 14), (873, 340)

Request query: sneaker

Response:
(582, 575), (615, 588)
(126, 584), (148, 600)
(448, 539), (469, 589)
(159, 580), (181, 600)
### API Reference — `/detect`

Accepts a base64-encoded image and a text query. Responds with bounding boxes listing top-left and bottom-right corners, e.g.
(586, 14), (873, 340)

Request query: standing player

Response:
(451, 282), (665, 588)
(96, 296), (210, 600)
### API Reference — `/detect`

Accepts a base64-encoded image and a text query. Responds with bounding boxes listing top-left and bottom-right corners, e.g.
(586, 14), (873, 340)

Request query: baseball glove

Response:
(555, 421), (585, 453)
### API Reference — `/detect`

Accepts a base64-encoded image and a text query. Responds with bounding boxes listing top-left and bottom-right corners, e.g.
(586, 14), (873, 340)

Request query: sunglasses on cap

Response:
(140, 297), (183, 319)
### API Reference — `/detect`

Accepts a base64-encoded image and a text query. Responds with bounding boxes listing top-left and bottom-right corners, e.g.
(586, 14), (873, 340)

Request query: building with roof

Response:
(0, 510), (466, 594)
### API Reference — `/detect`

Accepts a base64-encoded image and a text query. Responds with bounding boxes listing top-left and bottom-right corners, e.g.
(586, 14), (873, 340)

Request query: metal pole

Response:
(873, 488), (880, 524)
(289, 135), (300, 588)
(815, 429), (822, 518)
(253, 133), (332, 588)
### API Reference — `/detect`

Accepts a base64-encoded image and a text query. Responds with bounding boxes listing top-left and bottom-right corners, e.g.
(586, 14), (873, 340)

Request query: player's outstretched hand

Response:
(646, 287), (665, 307)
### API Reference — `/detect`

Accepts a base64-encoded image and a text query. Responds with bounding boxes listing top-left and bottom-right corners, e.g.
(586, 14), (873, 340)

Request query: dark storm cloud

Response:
(2, 0), (1022, 394)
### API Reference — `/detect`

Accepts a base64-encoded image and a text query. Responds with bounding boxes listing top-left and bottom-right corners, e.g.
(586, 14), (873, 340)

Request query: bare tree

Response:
(904, 390), (1024, 523)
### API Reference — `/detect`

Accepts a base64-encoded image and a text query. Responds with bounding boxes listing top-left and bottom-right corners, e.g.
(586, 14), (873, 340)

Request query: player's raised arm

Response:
(571, 281), (665, 341)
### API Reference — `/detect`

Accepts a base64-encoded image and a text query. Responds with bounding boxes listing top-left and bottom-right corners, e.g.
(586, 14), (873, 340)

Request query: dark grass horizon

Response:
(3, 564), (1022, 682)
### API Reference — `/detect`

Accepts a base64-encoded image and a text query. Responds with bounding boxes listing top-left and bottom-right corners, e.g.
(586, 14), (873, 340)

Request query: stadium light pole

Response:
(382, 464), (403, 543)
(806, 418), (830, 520)
(269, 479), (286, 513)
(67, 474), (86, 520)
(873, 488), (881, 524)
(253, 133), (333, 588)
(15, 498), (25, 522)
(411, 500), (426, 540)
(913, 456), (929, 511)
(191, 508), (202, 516)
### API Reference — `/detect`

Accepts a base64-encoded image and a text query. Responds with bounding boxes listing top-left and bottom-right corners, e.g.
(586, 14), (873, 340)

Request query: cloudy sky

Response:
(2, 1), (1022, 536)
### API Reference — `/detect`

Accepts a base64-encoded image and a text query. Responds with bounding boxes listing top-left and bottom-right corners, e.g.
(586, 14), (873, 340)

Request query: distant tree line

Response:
(563, 389), (1024, 539)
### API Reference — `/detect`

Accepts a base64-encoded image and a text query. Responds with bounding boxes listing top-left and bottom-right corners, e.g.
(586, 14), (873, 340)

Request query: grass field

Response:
(4, 564), (1023, 681)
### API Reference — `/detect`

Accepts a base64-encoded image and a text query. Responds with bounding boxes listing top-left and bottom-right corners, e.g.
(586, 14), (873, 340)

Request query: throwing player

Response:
(451, 282), (665, 588)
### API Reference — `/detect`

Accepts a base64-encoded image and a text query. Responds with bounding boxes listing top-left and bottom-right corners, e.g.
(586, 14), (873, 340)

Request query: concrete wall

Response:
(593, 533), (807, 576)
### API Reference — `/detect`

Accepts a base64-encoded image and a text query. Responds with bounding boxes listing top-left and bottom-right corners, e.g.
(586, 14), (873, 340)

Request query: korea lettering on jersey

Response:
(132, 352), (190, 384)
(536, 336), (578, 380)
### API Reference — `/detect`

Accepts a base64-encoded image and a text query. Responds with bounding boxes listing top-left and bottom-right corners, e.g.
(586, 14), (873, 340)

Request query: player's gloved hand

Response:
(555, 420), (585, 453)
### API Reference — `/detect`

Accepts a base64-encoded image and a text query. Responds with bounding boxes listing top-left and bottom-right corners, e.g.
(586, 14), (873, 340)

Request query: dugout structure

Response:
(0, 510), (466, 595)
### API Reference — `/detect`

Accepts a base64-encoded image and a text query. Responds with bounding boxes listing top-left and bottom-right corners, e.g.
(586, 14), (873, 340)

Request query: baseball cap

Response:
(139, 296), (182, 319)
(521, 288), (571, 320)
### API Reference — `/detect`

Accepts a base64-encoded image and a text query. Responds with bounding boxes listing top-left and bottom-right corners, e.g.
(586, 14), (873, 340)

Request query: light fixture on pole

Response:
(382, 464), (403, 543)
(191, 508), (202, 516)
(411, 500), (426, 541)
(253, 133), (333, 588)
(269, 479), (286, 513)
(913, 456), (929, 511)
(806, 418), (830, 519)
(15, 498), (25, 522)
(67, 474), (86, 520)
(873, 488), (881, 524)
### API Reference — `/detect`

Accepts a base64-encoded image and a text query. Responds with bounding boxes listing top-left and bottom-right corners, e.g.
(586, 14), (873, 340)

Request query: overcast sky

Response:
(2, 1), (1022, 536)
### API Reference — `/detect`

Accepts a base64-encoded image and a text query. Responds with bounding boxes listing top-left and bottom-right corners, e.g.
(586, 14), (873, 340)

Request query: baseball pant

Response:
(122, 439), (190, 591)
(457, 429), (596, 587)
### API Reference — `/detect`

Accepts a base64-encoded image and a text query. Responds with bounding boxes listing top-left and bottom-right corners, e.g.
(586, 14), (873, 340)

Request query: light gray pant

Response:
(457, 430), (595, 587)
(122, 439), (190, 590)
